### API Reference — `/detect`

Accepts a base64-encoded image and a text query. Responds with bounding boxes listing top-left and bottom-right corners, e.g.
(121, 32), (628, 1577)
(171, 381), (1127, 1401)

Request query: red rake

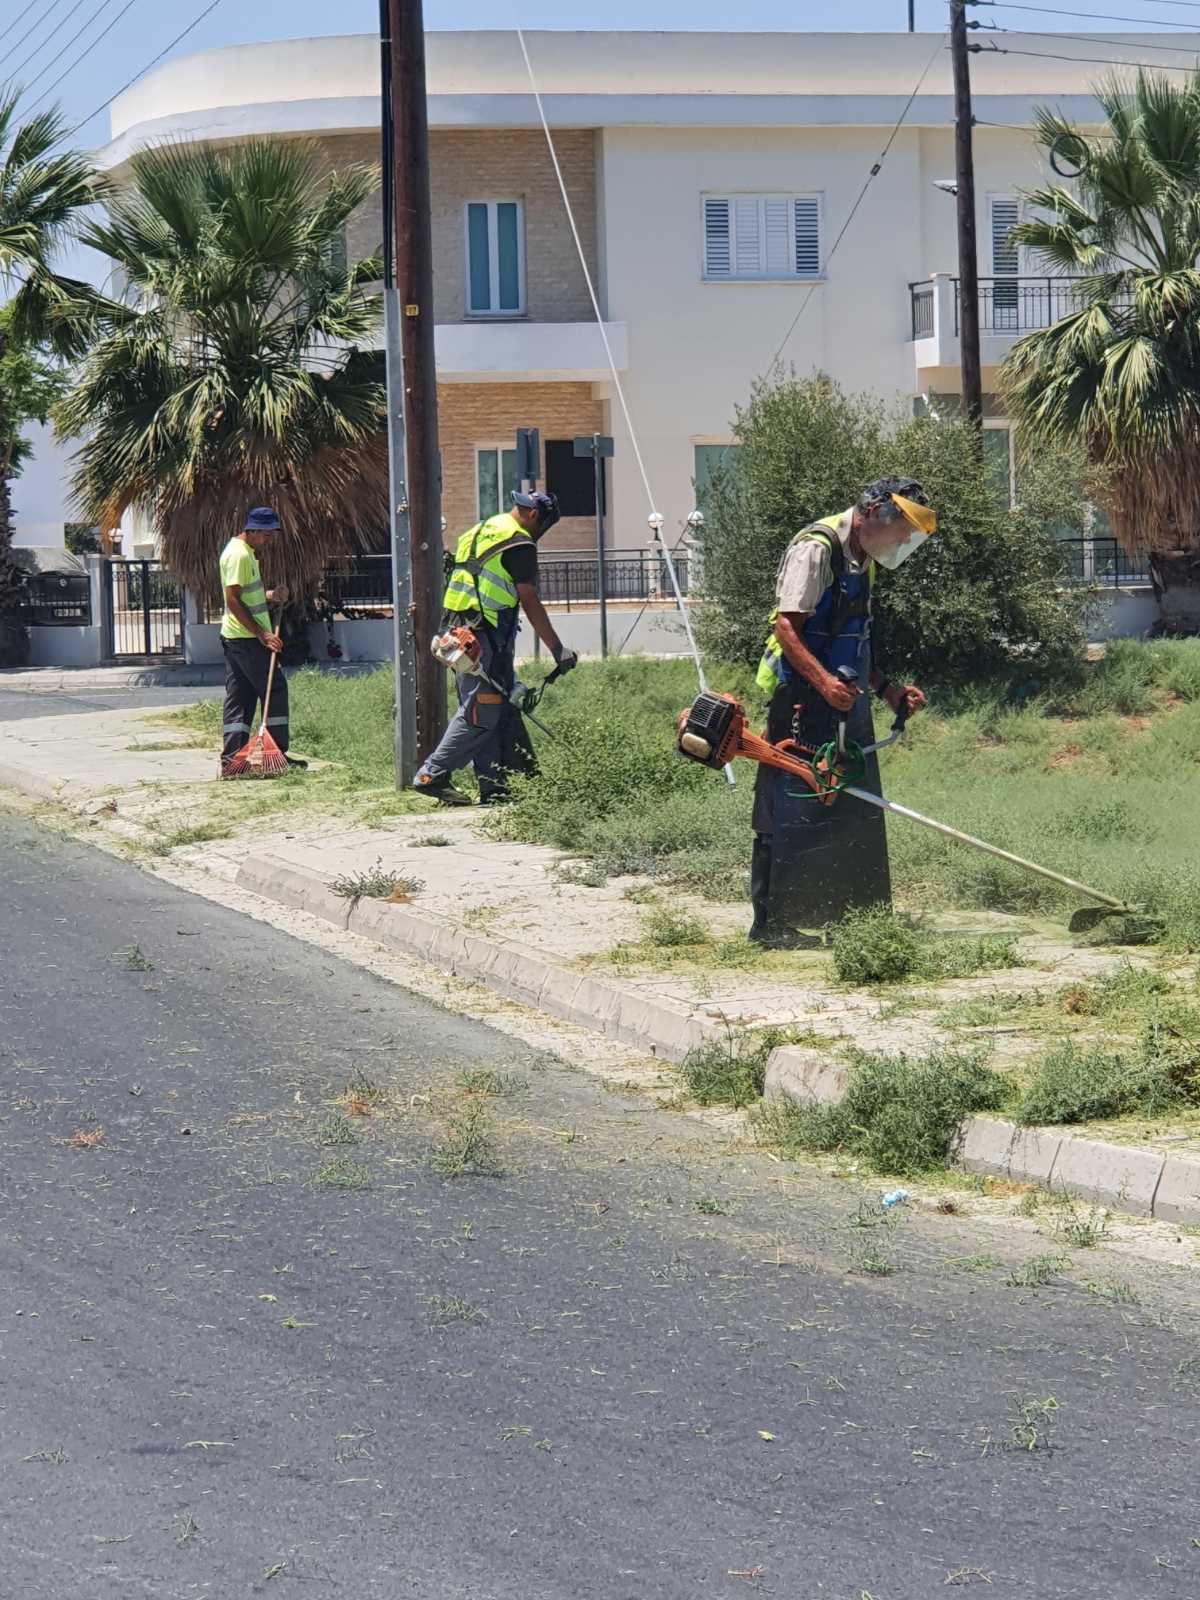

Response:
(224, 645), (288, 779)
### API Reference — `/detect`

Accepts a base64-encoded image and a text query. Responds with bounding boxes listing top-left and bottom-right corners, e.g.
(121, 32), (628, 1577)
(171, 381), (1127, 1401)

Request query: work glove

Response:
(552, 645), (578, 674)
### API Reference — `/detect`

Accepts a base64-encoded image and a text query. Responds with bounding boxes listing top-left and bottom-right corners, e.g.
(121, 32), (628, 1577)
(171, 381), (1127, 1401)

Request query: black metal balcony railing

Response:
(909, 277), (1111, 339)
(1057, 537), (1152, 588)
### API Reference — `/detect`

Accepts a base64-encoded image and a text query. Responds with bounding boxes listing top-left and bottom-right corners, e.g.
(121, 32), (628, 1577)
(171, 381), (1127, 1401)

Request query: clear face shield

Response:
(859, 493), (937, 571)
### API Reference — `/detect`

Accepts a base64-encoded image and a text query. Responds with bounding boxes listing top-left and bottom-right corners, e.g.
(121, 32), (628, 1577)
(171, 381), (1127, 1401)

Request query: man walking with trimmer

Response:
(414, 490), (577, 806)
(218, 506), (303, 778)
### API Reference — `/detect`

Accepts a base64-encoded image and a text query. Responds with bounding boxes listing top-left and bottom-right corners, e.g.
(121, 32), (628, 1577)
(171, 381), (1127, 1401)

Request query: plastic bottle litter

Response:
(880, 1189), (909, 1210)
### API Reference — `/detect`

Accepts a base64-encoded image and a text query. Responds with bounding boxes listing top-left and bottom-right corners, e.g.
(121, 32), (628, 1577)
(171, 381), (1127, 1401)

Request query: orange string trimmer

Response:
(224, 632), (288, 779)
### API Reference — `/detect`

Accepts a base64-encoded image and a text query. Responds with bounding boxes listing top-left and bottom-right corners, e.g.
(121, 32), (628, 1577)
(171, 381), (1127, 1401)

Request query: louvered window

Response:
(989, 196), (1021, 327)
(703, 194), (822, 281)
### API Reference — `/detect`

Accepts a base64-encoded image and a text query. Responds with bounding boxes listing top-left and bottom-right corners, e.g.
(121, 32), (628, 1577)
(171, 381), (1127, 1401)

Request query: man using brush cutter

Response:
(414, 490), (577, 806)
(218, 507), (303, 778)
(749, 477), (935, 944)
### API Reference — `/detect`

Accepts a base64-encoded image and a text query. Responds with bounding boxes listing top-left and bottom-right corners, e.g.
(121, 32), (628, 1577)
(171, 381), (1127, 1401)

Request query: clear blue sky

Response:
(2, 0), (1195, 148)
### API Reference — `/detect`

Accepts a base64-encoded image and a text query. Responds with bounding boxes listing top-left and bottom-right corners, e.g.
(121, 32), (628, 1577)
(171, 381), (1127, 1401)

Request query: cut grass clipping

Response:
(432, 1100), (504, 1178)
(830, 905), (1019, 986)
(756, 1047), (1010, 1176)
(678, 1027), (790, 1110)
(331, 859), (425, 907)
(1016, 1006), (1200, 1125)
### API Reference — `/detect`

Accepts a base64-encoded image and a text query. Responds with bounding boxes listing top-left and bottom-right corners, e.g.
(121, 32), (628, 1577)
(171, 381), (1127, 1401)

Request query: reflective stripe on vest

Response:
(441, 512), (533, 626)
(755, 518), (873, 693)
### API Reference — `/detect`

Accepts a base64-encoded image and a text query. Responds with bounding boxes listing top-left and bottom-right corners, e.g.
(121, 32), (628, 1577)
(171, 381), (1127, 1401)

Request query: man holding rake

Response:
(219, 506), (303, 778)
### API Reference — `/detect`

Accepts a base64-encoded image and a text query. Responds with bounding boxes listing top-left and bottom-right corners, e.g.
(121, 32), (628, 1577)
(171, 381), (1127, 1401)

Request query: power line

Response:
(8, 0), (96, 82)
(972, 39), (1200, 68)
(62, 0), (225, 140)
(975, 19), (1200, 50)
(1, 0), (70, 62)
(22, 0), (143, 114)
(767, 32), (946, 371)
(978, 0), (1200, 23)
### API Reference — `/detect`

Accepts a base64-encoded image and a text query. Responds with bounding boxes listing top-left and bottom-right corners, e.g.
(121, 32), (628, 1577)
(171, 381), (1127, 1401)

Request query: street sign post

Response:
(573, 433), (614, 656)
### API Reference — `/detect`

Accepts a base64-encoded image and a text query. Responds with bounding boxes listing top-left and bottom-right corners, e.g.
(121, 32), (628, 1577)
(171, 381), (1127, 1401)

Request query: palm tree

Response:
(55, 139), (387, 600)
(1002, 70), (1200, 631)
(0, 94), (97, 663)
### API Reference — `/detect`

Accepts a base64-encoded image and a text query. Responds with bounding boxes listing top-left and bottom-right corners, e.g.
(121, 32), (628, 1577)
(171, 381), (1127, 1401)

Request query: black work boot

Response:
(748, 833), (773, 942)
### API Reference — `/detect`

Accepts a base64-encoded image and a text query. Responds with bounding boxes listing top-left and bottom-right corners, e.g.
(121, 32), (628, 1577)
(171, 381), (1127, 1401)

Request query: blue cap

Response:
(510, 491), (540, 509)
(244, 506), (280, 531)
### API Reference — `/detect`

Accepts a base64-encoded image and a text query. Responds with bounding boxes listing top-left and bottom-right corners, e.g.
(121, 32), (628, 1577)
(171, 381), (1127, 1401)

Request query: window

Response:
(693, 444), (742, 509)
(476, 446), (518, 521)
(465, 201), (524, 315)
(545, 439), (601, 518)
(702, 194), (821, 281)
(989, 196), (1021, 327)
(983, 423), (1014, 508)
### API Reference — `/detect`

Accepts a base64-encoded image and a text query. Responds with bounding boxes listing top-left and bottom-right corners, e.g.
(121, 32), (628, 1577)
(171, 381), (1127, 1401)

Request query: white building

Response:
(92, 27), (1171, 552)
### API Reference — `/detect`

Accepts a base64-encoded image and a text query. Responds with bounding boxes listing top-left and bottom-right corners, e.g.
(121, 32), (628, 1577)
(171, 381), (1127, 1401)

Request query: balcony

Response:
(909, 275), (1095, 376)
(435, 319), (628, 384)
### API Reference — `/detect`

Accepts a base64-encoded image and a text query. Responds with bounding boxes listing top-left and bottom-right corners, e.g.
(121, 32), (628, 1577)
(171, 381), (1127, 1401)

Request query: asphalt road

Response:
(0, 686), (221, 722)
(3, 812), (1200, 1599)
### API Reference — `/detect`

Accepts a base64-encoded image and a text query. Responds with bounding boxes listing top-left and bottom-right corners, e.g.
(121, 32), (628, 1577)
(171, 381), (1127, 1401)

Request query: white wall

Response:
(601, 124), (925, 540)
(11, 421), (69, 549)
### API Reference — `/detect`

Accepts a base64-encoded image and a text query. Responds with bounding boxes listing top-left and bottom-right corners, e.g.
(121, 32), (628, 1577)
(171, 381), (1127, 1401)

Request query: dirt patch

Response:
(1047, 742), (1084, 770)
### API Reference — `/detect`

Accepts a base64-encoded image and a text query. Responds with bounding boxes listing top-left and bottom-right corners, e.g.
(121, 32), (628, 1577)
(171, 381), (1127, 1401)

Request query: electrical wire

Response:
(21, 0), (143, 116)
(7, 0), (96, 83)
(972, 39), (1200, 68)
(766, 32), (945, 373)
(517, 24), (724, 725)
(60, 0), (225, 141)
(610, 33), (949, 661)
(976, 0), (1200, 25)
(0, 0), (70, 63)
(974, 20), (1200, 51)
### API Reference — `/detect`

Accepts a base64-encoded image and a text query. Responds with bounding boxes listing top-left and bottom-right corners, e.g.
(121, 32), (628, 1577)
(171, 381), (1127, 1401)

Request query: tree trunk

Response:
(1149, 549), (1200, 635)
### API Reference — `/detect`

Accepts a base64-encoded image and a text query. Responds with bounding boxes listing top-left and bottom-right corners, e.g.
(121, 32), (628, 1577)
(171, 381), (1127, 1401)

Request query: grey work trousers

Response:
(416, 626), (515, 799)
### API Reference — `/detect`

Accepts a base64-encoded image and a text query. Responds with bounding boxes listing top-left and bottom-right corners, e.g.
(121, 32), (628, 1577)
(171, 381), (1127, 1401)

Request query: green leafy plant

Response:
(830, 905), (1019, 986)
(432, 1100), (504, 1178)
(755, 1047), (1010, 1175)
(678, 1027), (784, 1109)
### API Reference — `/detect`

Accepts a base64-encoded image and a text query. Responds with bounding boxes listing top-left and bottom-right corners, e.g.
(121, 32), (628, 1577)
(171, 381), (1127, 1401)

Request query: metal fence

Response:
(18, 571), (91, 625)
(315, 548), (689, 616)
(539, 549), (690, 608)
(106, 558), (183, 657)
(321, 554), (392, 617)
(1058, 537), (1152, 588)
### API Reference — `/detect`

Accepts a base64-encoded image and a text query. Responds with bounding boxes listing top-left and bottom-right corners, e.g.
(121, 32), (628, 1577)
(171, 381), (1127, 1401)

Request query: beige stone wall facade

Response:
(316, 129), (598, 326)
(438, 382), (604, 554)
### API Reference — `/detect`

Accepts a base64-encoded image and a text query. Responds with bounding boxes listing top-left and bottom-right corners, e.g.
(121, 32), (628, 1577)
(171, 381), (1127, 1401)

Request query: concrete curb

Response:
(764, 1048), (1200, 1226)
(236, 852), (725, 1065)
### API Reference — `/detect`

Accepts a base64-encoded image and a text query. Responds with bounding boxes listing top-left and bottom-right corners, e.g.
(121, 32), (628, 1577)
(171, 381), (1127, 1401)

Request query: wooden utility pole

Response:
(950, 0), (984, 432)
(389, 0), (446, 758)
(379, 0), (418, 786)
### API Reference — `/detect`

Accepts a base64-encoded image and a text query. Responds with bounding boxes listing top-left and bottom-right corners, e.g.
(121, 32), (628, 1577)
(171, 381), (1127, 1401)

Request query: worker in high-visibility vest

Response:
(750, 477), (937, 943)
(414, 489), (577, 806)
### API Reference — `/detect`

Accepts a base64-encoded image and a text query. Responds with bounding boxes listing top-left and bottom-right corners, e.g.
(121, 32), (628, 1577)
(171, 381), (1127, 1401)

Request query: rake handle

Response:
(260, 617), (278, 733)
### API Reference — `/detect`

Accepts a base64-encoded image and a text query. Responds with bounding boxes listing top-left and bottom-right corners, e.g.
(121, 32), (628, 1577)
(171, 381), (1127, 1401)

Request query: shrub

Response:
(678, 1028), (783, 1109)
(643, 906), (710, 946)
(1015, 1038), (1182, 1126)
(756, 1047), (1010, 1175)
(830, 905), (1019, 985)
(696, 372), (1090, 690)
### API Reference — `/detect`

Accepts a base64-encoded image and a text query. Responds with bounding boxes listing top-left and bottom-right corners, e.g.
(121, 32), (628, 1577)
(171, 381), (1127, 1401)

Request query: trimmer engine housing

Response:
(677, 691), (743, 769)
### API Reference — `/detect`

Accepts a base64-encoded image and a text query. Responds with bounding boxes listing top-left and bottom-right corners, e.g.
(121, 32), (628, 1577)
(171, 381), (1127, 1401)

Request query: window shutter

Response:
(793, 198), (820, 277)
(990, 198), (1020, 275)
(763, 199), (792, 276)
(733, 197), (761, 276)
(704, 198), (731, 277)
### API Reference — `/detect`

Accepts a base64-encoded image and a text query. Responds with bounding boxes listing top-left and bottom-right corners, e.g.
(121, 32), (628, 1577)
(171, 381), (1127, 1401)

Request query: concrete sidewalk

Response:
(3, 700), (1198, 1226)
